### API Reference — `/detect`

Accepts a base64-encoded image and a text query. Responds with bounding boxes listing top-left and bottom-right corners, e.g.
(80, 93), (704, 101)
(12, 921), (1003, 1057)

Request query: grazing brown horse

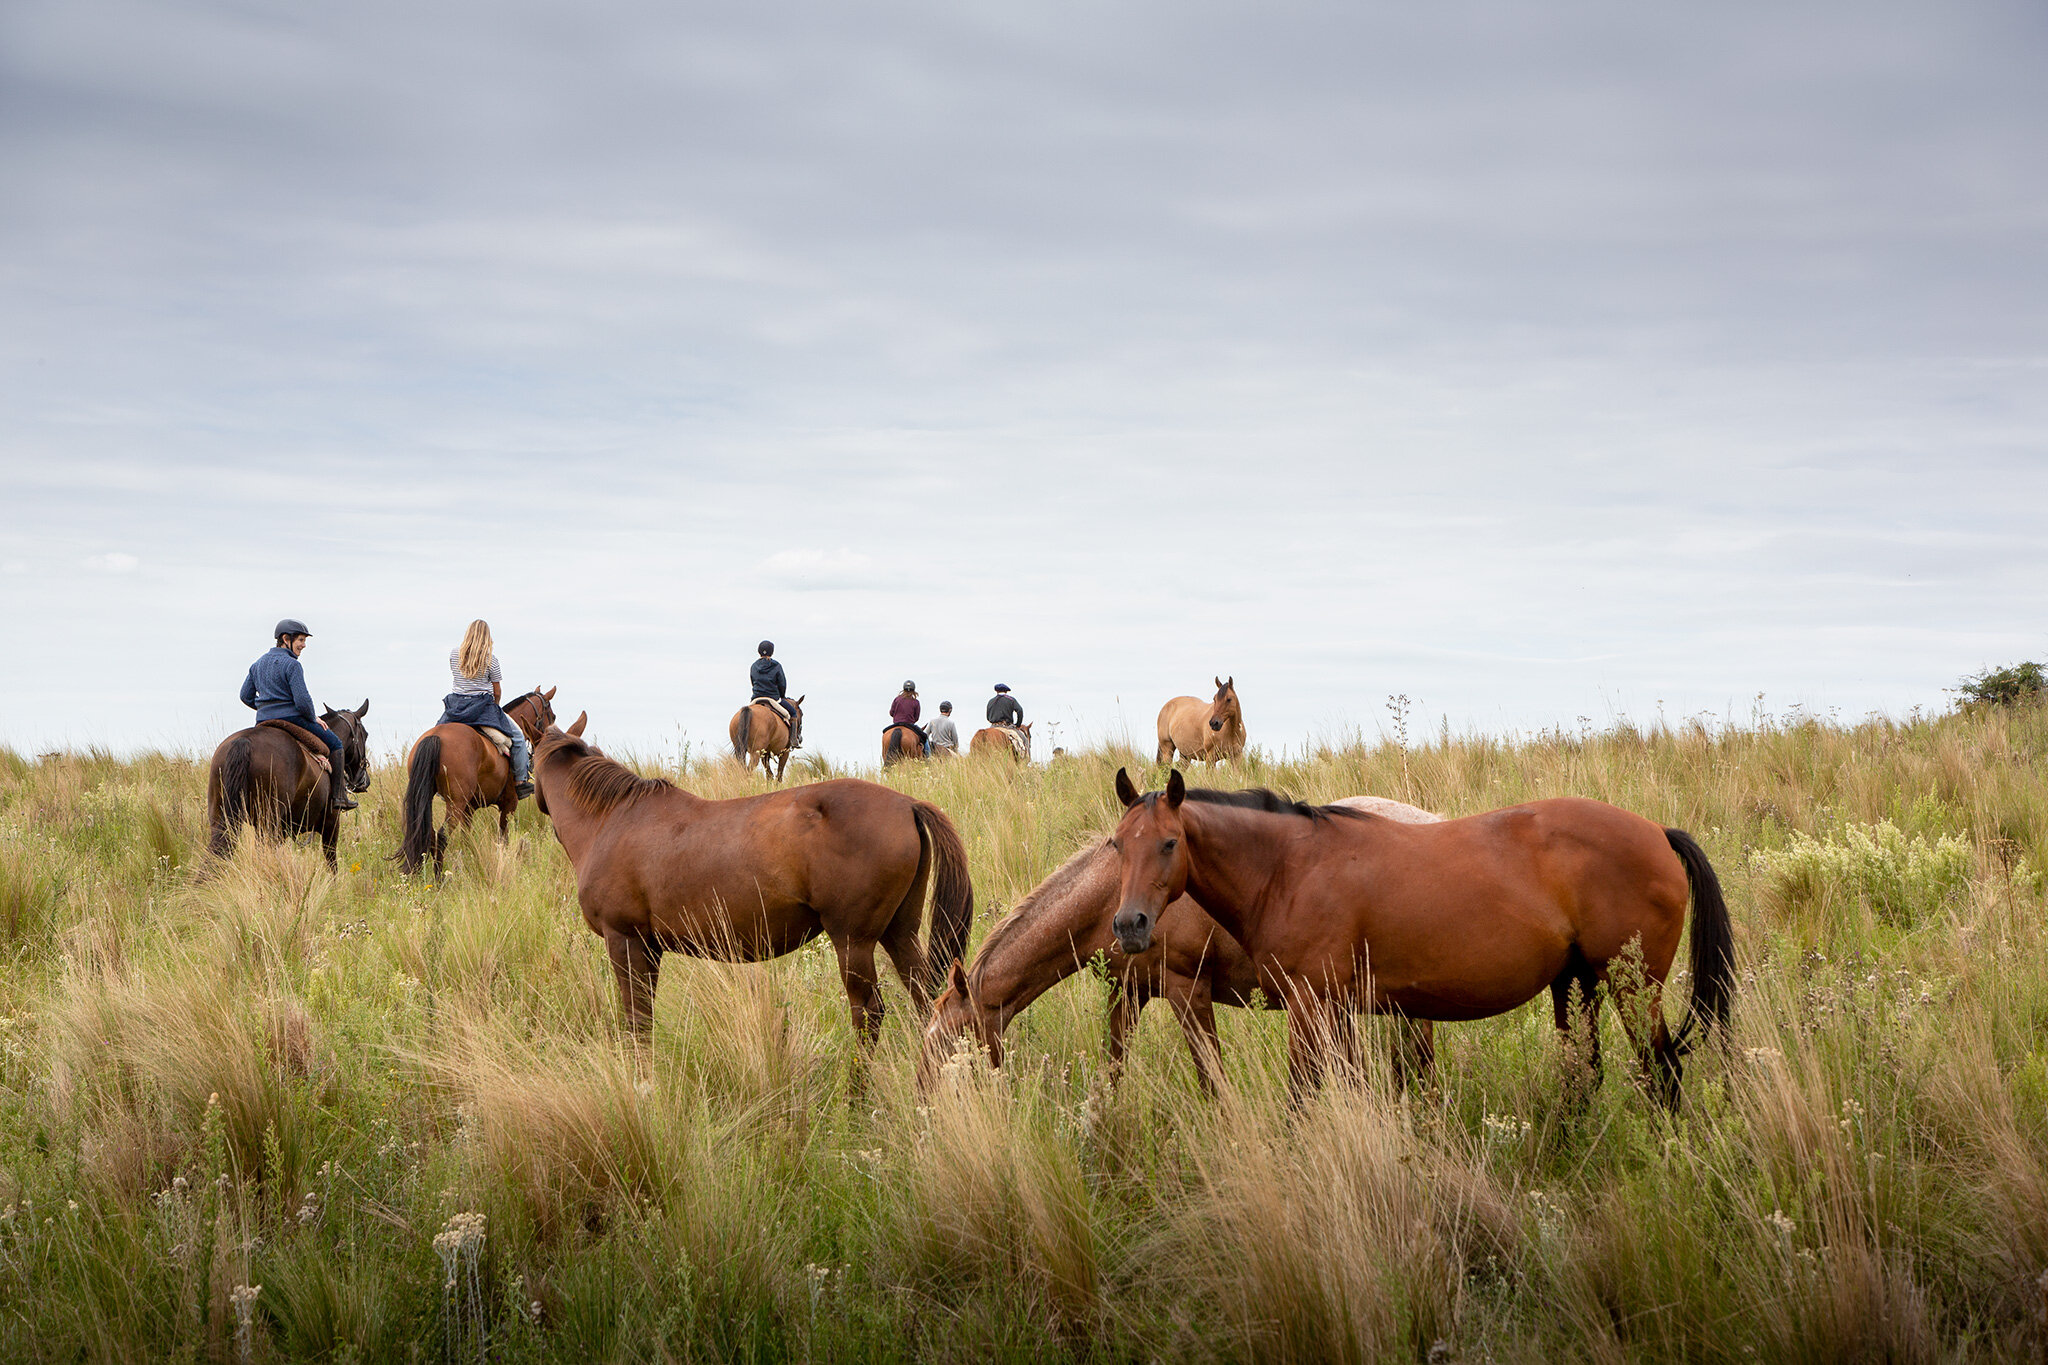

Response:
(1108, 770), (1735, 1108)
(919, 796), (1442, 1094)
(206, 703), (371, 870)
(1156, 677), (1246, 765)
(535, 714), (974, 1049)
(396, 687), (557, 878)
(970, 722), (1031, 762)
(730, 696), (805, 781)
(882, 724), (925, 767)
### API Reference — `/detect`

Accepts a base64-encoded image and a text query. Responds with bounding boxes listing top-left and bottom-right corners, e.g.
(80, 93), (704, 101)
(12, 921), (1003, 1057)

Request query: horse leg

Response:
(1156, 735), (1175, 766)
(1610, 976), (1683, 1111)
(879, 916), (933, 1020)
(832, 937), (887, 1049)
(1168, 975), (1223, 1097)
(1550, 956), (1603, 1102)
(320, 811), (339, 871)
(605, 930), (662, 1038)
(1285, 996), (1334, 1106)
(1106, 985), (1145, 1079)
(1391, 1015), (1436, 1090)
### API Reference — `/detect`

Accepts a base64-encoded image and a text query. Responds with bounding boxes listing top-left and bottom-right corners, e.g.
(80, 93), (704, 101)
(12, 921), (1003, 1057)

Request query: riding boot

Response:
(329, 768), (358, 812)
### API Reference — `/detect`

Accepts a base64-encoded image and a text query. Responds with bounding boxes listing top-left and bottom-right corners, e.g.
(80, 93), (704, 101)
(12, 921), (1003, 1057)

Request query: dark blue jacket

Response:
(241, 647), (320, 727)
(436, 692), (519, 736)
(751, 657), (787, 700)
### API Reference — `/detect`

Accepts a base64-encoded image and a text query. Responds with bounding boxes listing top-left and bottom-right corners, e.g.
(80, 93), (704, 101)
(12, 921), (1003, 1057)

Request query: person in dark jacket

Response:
(888, 681), (929, 754)
(751, 641), (792, 726)
(239, 618), (356, 811)
(986, 684), (1024, 728)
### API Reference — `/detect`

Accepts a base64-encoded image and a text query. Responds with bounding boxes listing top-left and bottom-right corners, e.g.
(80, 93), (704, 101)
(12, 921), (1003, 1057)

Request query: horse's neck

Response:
(1181, 806), (1289, 947)
(974, 859), (1118, 1026)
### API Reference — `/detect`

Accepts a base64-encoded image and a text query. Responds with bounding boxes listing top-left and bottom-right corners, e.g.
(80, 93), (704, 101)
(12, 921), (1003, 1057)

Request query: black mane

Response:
(1177, 786), (1365, 822)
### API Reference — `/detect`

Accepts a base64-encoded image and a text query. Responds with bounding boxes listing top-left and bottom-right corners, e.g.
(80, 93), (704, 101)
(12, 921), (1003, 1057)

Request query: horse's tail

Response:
(211, 734), (255, 855)
(1665, 827), (1736, 1055)
(396, 736), (442, 875)
(733, 707), (751, 761)
(914, 800), (975, 994)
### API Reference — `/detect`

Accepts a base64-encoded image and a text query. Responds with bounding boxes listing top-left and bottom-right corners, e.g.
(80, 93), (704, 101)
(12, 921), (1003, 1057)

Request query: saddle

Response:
(260, 718), (332, 773)
(883, 722), (925, 736)
(994, 724), (1030, 757)
(470, 726), (513, 758)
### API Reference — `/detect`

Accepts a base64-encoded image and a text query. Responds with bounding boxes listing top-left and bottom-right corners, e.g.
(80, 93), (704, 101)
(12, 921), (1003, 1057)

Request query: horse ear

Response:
(1215, 676), (1224, 690)
(567, 712), (588, 737)
(795, 694), (806, 706)
(543, 686), (557, 701)
(356, 699), (369, 718)
(1114, 768), (1141, 808)
(948, 958), (969, 997)
(1165, 768), (1186, 808)
(1226, 675), (1233, 690)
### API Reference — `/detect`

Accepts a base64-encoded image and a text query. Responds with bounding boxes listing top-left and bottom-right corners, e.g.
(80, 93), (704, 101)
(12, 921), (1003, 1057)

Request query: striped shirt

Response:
(449, 648), (503, 697)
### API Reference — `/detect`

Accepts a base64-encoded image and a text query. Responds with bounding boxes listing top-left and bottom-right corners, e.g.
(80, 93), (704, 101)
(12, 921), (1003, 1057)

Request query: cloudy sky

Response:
(3, 1), (2045, 764)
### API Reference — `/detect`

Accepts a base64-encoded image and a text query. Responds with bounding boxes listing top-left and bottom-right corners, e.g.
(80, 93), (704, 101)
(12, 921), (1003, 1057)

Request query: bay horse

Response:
(730, 696), (804, 781)
(1156, 676), (1245, 765)
(1108, 770), (1735, 1108)
(396, 686), (557, 878)
(206, 702), (371, 871)
(969, 722), (1031, 762)
(535, 713), (975, 1051)
(882, 724), (924, 767)
(919, 796), (1442, 1094)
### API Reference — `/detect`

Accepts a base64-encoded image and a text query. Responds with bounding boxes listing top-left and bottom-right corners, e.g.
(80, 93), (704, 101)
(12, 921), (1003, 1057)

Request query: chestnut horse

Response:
(396, 686), (557, 878)
(969, 722), (1031, 762)
(535, 714), (974, 1049)
(882, 724), (924, 767)
(206, 702), (371, 870)
(1156, 676), (1245, 765)
(730, 696), (804, 781)
(1108, 770), (1735, 1108)
(919, 796), (1441, 1093)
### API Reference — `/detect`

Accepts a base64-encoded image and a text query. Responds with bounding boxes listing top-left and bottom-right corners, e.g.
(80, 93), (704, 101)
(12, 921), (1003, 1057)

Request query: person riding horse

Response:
(434, 619), (533, 798)
(986, 684), (1024, 729)
(888, 680), (930, 755)
(239, 618), (356, 811)
(751, 641), (795, 730)
(928, 701), (959, 755)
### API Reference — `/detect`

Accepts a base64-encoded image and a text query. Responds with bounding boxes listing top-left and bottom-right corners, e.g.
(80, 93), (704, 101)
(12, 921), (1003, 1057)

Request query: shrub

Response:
(1957, 661), (2045, 710)
(1750, 821), (1972, 927)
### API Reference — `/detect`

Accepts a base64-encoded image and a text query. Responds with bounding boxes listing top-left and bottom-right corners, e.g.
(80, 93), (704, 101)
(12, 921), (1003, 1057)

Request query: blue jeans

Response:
(502, 723), (531, 783)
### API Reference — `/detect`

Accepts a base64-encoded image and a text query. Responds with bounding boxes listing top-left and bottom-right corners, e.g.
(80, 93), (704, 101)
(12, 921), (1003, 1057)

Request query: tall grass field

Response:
(3, 705), (2047, 1362)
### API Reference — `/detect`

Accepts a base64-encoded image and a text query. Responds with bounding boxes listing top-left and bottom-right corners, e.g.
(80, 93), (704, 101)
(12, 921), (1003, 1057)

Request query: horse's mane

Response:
(967, 836), (1111, 994)
(537, 733), (672, 815)
(1181, 787), (1366, 823)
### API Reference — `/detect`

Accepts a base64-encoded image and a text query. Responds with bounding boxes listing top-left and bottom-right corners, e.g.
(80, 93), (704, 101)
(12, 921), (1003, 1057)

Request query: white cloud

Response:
(82, 553), (139, 573)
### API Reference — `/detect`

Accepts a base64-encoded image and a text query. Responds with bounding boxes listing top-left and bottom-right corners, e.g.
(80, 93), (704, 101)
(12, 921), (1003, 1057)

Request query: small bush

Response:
(1750, 821), (1972, 927)
(1958, 661), (2045, 710)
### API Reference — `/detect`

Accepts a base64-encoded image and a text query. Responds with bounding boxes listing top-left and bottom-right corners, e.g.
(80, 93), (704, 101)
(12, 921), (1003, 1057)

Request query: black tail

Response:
(1665, 828), (1736, 1055)
(914, 801), (975, 996)
(396, 736), (442, 875)
(210, 734), (254, 856)
(733, 707), (751, 761)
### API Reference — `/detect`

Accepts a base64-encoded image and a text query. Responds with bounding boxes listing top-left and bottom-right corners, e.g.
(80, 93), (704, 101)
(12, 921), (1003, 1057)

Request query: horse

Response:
(395, 686), (558, 878)
(535, 713), (975, 1052)
(1107, 769), (1735, 1108)
(730, 696), (805, 781)
(919, 796), (1442, 1094)
(970, 722), (1031, 762)
(205, 702), (371, 871)
(882, 724), (925, 767)
(1156, 676), (1245, 765)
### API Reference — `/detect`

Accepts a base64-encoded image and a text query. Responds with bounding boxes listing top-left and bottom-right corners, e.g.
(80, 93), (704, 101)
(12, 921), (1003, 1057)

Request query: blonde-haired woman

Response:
(437, 619), (532, 796)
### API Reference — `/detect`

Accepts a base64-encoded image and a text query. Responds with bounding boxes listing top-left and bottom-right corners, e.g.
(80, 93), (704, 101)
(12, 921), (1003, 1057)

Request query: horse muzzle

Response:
(1111, 905), (1155, 955)
(1208, 719), (1223, 731)
(349, 773), (371, 793)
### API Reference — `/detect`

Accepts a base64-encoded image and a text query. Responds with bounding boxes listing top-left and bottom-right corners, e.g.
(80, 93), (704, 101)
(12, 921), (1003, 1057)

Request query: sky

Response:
(3, 1), (2046, 766)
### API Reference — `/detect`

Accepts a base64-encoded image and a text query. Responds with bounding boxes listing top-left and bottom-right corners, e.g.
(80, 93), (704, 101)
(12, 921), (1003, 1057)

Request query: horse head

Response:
(786, 695), (806, 749)
(1108, 767), (1189, 955)
(1209, 676), (1239, 735)
(323, 700), (373, 792)
(511, 685), (559, 739)
(918, 958), (1002, 1090)
(531, 711), (589, 816)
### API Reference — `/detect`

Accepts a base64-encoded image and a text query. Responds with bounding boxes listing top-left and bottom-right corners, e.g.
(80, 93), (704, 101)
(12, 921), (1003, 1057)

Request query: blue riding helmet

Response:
(274, 618), (311, 640)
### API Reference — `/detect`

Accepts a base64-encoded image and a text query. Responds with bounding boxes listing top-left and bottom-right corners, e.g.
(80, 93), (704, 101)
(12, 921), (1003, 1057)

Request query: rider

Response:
(751, 640), (793, 728)
(928, 701), (959, 755)
(239, 618), (356, 811)
(986, 683), (1024, 729)
(439, 619), (532, 797)
(889, 680), (929, 754)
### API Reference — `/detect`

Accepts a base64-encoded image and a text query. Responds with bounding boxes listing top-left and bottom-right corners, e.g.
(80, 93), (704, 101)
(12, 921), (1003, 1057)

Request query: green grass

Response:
(2, 706), (2047, 1361)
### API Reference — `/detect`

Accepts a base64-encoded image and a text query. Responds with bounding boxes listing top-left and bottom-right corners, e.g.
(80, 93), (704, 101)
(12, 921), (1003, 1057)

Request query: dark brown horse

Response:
(1108, 770), (1735, 1107)
(882, 724), (925, 766)
(969, 722), (1031, 762)
(396, 686), (557, 878)
(730, 696), (804, 781)
(919, 796), (1441, 1094)
(206, 703), (371, 870)
(1156, 676), (1245, 765)
(535, 714), (974, 1049)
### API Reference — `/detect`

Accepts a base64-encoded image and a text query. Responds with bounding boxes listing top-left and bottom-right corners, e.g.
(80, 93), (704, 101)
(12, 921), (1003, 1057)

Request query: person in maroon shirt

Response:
(889, 681), (930, 754)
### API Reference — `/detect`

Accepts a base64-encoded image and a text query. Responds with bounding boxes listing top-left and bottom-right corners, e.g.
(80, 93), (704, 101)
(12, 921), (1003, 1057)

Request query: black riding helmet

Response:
(274, 618), (311, 641)
(903, 680), (917, 692)
(758, 640), (775, 656)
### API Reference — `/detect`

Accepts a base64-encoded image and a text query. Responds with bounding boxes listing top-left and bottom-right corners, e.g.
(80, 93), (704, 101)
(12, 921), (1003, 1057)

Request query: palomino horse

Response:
(730, 696), (805, 781)
(882, 724), (924, 767)
(1156, 677), (1245, 765)
(970, 722), (1031, 762)
(919, 796), (1441, 1094)
(206, 703), (371, 871)
(535, 713), (974, 1049)
(1108, 770), (1735, 1108)
(396, 686), (558, 878)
